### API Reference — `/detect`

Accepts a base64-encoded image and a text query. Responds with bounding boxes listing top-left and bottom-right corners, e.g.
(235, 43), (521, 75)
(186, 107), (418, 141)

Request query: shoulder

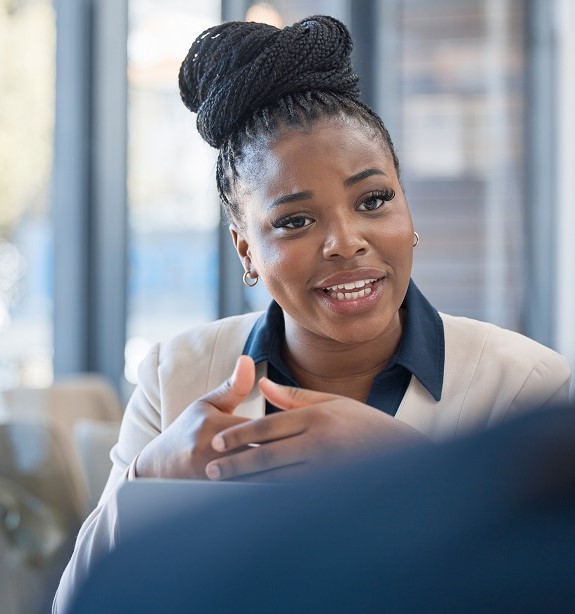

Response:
(387, 309), (570, 440)
(439, 312), (571, 425)
(135, 311), (264, 422)
(440, 312), (570, 377)
(157, 311), (264, 363)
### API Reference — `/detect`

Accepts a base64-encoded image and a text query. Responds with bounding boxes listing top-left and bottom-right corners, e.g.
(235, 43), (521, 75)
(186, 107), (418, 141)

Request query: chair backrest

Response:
(0, 421), (85, 528)
(73, 419), (122, 509)
(0, 373), (122, 424)
(0, 374), (123, 516)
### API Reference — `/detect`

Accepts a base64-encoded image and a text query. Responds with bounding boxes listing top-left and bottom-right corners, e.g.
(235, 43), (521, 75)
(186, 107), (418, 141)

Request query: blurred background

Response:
(1, 1), (574, 611)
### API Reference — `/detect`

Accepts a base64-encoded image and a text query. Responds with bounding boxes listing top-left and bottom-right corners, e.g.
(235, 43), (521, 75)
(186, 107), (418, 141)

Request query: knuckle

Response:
(219, 456), (237, 478)
(215, 377), (233, 400)
(203, 377), (232, 403)
(310, 404), (330, 425)
(251, 418), (273, 440)
(287, 386), (303, 400)
(222, 431), (239, 451)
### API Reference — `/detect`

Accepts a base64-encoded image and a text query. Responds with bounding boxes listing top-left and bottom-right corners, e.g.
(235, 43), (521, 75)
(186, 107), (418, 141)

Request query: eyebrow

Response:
(269, 191), (313, 209)
(343, 168), (387, 187)
(268, 168), (387, 209)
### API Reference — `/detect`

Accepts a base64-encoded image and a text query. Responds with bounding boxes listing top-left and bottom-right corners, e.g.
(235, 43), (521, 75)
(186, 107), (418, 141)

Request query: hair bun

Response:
(179, 15), (360, 148)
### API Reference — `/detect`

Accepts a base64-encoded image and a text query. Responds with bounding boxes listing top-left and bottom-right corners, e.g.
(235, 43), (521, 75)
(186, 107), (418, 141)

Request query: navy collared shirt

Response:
(242, 280), (445, 416)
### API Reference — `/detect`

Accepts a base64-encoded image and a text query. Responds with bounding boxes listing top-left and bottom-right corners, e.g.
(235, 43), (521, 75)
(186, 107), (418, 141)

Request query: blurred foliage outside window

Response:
(0, 0), (54, 389)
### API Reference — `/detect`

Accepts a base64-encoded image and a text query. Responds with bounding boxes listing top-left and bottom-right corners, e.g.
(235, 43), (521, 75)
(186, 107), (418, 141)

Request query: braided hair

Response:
(179, 15), (399, 224)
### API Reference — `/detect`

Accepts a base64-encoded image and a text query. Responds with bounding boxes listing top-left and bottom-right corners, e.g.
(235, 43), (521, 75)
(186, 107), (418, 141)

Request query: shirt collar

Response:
(242, 299), (293, 380)
(242, 279), (444, 401)
(388, 279), (444, 401)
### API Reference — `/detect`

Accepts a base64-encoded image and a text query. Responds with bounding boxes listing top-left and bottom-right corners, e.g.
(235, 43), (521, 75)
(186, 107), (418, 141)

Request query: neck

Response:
(282, 311), (404, 402)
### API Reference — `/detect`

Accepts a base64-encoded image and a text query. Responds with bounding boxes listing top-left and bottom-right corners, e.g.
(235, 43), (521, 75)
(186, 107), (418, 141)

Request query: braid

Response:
(179, 15), (400, 224)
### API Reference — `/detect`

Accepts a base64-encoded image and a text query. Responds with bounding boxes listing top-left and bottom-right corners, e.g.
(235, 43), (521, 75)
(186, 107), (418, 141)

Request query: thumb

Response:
(258, 377), (338, 411)
(202, 355), (256, 414)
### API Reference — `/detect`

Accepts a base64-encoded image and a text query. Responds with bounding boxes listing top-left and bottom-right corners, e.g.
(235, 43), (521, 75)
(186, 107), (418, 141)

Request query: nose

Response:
(322, 216), (369, 260)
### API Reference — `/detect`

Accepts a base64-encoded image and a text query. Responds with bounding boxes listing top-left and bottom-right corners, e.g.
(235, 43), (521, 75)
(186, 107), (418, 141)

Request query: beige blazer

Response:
(120, 310), (571, 442)
(53, 311), (571, 613)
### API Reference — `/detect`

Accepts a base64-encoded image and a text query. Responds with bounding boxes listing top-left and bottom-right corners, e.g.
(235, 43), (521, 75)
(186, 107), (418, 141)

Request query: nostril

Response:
(322, 233), (369, 260)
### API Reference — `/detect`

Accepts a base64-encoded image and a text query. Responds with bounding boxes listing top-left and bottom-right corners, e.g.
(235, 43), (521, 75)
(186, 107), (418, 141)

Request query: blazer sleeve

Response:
(52, 345), (163, 613)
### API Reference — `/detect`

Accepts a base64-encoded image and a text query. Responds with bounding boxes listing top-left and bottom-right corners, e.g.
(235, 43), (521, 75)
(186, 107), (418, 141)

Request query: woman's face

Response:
(231, 116), (414, 347)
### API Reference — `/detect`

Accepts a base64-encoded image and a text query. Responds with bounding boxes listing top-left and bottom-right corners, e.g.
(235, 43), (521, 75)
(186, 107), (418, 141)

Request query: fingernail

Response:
(261, 377), (278, 386)
(206, 463), (221, 480)
(212, 434), (225, 452)
(233, 355), (244, 377)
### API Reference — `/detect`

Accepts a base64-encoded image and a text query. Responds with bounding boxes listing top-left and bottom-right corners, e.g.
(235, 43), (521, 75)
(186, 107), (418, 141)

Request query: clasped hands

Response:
(135, 356), (425, 482)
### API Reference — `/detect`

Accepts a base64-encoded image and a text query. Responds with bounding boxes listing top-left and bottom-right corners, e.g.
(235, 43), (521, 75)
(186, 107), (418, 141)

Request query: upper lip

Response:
(315, 268), (387, 290)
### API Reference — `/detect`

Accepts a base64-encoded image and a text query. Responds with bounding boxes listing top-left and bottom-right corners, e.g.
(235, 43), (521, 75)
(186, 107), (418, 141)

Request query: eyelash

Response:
(271, 188), (396, 230)
(357, 188), (395, 211)
(271, 213), (314, 230)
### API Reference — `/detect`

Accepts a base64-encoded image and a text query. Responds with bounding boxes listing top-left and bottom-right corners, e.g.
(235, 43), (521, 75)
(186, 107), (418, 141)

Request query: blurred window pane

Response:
(245, 0), (348, 28)
(400, 0), (525, 330)
(126, 0), (221, 383)
(0, 0), (55, 389)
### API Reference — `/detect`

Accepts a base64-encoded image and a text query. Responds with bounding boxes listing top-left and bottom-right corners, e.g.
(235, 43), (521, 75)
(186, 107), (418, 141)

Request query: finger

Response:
(212, 410), (307, 452)
(206, 437), (310, 481)
(202, 355), (255, 414)
(258, 377), (338, 411)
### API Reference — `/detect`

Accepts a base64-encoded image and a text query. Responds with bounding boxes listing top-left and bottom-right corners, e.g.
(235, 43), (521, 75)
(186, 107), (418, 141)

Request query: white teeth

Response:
(326, 278), (377, 292)
(328, 286), (372, 301)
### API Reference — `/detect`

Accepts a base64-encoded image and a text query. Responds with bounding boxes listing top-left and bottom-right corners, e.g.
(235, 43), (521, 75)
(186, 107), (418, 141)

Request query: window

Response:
(125, 0), (221, 383)
(0, 0), (55, 388)
(399, 0), (526, 330)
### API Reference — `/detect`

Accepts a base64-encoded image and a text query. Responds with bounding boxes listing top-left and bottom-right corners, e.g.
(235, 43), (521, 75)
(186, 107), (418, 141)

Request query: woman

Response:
(54, 15), (570, 611)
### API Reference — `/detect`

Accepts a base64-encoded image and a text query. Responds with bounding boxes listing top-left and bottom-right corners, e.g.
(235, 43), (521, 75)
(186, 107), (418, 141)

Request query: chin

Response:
(319, 320), (392, 347)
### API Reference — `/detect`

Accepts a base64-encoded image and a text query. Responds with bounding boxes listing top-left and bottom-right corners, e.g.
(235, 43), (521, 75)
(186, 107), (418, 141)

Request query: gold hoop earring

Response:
(242, 270), (259, 287)
(413, 231), (420, 247)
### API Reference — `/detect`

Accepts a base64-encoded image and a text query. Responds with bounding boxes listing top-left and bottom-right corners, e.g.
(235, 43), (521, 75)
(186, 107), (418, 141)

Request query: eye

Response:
(357, 189), (395, 212)
(272, 215), (314, 230)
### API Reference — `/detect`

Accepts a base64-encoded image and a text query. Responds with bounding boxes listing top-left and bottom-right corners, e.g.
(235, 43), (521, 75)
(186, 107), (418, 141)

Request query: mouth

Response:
(321, 277), (382, 301)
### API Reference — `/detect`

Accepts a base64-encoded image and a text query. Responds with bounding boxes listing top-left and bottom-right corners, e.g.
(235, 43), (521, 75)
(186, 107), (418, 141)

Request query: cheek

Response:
(246, 230), (297, 282)
(260, 243), (305, 282)
(251, 239), (315, 301)
(378, 216), (414, 258)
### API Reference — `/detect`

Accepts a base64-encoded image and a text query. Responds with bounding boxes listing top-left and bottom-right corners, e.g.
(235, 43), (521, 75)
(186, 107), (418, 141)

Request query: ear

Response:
(229, 225), (253, 272)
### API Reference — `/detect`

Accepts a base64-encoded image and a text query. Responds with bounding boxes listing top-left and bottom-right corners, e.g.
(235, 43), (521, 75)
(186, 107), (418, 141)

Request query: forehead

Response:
(237, 116), (395, 200)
